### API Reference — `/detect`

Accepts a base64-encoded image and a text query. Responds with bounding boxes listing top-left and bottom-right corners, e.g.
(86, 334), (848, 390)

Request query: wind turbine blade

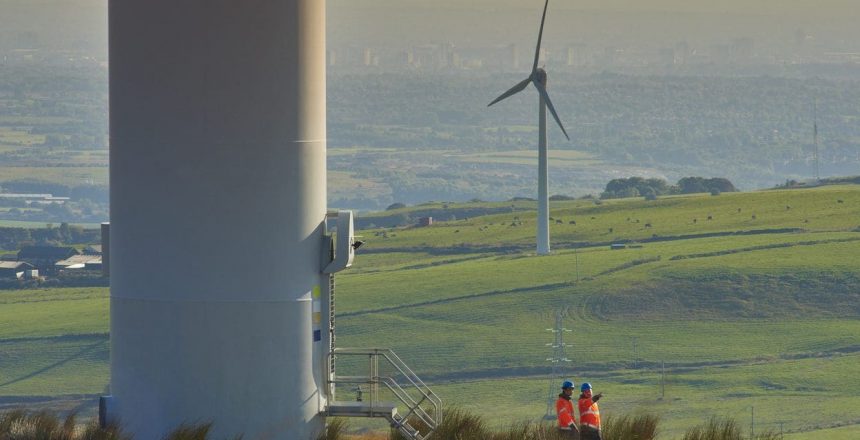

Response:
(488, 77), (531, 107)
(535, 81), (570, 140)
(532, 0), (550, 73)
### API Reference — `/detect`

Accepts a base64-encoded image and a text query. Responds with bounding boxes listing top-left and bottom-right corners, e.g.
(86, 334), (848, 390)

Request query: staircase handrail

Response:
(330, 347), (442, 433)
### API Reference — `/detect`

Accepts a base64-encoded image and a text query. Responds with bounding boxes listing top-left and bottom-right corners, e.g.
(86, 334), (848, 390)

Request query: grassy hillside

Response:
(339, 185), (860, 437)
(0, 185), (858, 437)
(362, 185), (860, 250)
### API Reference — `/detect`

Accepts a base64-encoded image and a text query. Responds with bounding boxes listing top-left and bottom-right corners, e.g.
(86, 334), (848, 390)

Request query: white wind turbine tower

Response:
(489, 0), (569, 255)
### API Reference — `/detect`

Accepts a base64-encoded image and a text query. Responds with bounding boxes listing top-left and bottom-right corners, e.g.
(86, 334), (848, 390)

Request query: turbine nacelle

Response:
(534, 68), (547, 86)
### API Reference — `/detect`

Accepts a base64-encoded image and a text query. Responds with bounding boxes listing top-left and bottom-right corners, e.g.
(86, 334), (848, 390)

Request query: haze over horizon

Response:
(1, 0), (858, 55)
(1, 0), (858, 208)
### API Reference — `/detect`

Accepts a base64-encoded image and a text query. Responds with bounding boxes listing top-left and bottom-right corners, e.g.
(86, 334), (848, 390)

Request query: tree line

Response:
(0, 222), (99, 251)
(601, 177), (736, 199)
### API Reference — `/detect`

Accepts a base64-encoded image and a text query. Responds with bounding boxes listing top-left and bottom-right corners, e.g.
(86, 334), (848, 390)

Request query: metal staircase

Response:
(326, 348), (442, 440)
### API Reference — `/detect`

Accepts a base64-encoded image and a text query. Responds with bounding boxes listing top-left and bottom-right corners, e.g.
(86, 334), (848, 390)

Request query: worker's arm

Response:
(558, 409), (576, 427)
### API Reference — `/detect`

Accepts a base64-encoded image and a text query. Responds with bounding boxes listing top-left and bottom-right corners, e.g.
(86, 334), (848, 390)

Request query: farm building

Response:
(418, 217), (433, 227)
(56, 255), (103, 270)
(83, 245), (103, 255)
(0, 261), (36, 279)
(18, 246), (79, 271)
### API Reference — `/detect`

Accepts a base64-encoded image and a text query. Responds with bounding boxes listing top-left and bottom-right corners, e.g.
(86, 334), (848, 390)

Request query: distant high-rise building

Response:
(362, 48), (373, 66)
(793, 29), (809, 48)
(510, 44), (520, 69)
(658, 48), (676, 66)
(412, 45), (434, 69)
(731, 37), (755, 63)
(327, 49), (337, 67)
(539, 47), (549, 65)
(602, 46), (619, 66)
(400, 50), (415, 68)
(566, 47), (576, 66)
(450, 52), (462, 69)
(674, 41), (690, 65)
(440, 42), (456, 68)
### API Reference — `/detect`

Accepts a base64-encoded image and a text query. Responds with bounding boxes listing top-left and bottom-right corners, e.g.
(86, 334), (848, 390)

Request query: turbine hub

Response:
(535, 68), (547, 85)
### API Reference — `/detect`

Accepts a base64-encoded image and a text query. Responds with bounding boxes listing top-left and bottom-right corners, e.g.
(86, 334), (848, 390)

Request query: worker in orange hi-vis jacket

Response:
(578, 382), (603, 440)
(556, 380), (580, 439)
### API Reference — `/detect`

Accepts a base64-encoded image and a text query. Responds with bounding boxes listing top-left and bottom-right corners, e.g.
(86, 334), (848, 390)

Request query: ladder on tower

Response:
(326, 348), (442, 440)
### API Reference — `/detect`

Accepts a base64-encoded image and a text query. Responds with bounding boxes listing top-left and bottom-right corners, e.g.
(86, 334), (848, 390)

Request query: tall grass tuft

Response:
(602, 413), (660, 440)
(683, 417), (782, 440)
(0, 410), (128, 440)
(0, 410), (28, 435)
(487, 420), (567, 440)
(390, 406), (487, 440)
(683, 417), (742, 440)
(77, 421), (128, 440)
(0, 410), (224, 440)
(163, 422), (214, 440)
(390, 407), (574, 440)
(316, 418), (349, 440)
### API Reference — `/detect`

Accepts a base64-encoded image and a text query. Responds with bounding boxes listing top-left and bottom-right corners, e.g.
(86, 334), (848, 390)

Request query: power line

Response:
(661, 360), (665, 400)
(632, 337), (639, 369)
(813, 98), (820, 181)
(751, 405), (755, 439)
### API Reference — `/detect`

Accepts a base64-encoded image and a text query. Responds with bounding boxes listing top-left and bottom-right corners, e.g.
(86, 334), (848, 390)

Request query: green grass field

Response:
(0, 185), (858, 438)
(0, 288), (108, 403)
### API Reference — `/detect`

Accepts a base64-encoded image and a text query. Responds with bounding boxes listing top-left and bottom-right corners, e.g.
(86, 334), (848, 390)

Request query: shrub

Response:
(549, 194), (576, 201)
(678, 177), (736, 194)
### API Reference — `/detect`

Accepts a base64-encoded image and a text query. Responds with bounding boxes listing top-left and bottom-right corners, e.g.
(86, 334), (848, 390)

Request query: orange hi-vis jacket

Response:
(556, 395), (576, 428)
(578, 396), (601, 430)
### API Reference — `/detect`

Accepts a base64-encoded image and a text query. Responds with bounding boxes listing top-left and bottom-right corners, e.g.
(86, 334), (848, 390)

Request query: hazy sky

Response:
(1, 1), (857, 53)
(336, 0), (857, 14)
(328, 0), (859, 49)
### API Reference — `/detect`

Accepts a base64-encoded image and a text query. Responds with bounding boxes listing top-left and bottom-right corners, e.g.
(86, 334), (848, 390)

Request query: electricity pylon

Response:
(543, 310), (572, 419)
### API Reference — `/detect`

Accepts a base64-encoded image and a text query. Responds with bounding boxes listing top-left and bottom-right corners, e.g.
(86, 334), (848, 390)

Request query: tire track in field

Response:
(420, 344), (860, 383)
(0, 333), (108, 346)
(339, 282), (574, 318)
(668, 236), (860, 261)
(0, 338), (107, 388)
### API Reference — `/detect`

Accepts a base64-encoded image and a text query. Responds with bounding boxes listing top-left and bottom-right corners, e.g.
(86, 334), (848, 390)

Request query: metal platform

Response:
(325, 348), (441, 440)
(327, 401), (398, 419)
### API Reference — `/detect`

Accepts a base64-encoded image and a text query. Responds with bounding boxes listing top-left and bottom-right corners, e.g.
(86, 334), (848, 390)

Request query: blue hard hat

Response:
(561, 380), (574, 389)
(581, 382), (592, 392)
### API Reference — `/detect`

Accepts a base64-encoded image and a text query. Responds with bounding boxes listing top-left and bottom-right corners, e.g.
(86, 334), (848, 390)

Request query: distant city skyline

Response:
(0, 0), (857, 65)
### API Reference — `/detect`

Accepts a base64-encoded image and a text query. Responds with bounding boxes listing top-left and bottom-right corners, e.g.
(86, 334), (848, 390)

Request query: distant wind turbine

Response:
(488, 0), (569, 256)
